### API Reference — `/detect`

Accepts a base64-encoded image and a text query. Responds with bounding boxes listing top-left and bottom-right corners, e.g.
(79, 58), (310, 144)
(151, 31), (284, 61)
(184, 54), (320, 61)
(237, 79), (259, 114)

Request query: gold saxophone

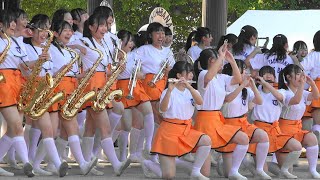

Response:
(60, 40), (104, 120)
(25, 47), (79, 120)
(18, 29), (54, 111)
(0, 30), (12, 83)
(92, 49), (127, 112)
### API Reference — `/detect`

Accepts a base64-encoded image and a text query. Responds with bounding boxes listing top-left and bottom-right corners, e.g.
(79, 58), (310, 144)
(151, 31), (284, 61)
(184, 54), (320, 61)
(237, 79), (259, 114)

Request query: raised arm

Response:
(256, 76), (284, 102)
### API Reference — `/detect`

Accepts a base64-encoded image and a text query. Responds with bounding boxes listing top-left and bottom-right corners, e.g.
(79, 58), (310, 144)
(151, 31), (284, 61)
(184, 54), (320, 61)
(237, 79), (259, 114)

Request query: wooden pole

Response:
(202, 0), (228, 47)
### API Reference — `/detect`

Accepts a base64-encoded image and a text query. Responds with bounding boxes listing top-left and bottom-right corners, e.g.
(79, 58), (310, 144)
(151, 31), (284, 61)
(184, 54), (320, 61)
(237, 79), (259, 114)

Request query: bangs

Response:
(259, 66), (275, 77)
(95, 16), (107, 26)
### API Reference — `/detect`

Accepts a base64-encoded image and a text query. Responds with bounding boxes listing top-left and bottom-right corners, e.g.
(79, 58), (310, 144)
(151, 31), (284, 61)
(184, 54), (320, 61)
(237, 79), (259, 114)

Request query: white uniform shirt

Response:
(187, 45), (202, 62)
(103, 32), (119, 64)
(221, 84), (255, 118)
(197, 70), (232, 110)
(233, 44), (255, 61)
(49, 44), (79, 77)
(250, 54), (293, 82)
(281, 89), (311, 120)
(25, 44), (53, 77)
(118, 51), (137, 80)
(251, 86), (286, 123)
(301, 51), (320, 80)
(0, 36), (29, 69)
(69, 31), (83, 43)
(160, 87), (198, 120)
(74, 37), (110, 72)
(136, 44), (175, 75)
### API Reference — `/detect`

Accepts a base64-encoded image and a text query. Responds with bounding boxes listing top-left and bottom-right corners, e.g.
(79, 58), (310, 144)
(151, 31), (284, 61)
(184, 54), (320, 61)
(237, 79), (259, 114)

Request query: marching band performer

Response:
(278, 64), (320, 178)
(136, 22), (175, 158)
(219, 60), (271, 179)
(70, 8), (89, 42)
(186, 27), (213, 61)
(73, 12), (129, 176)
(193, 46), (249, 179)
(0, 9), (34, 177)
(250, 66), (302, 179)
(116, 29), (154, 163)
(142, 61), (211, 180)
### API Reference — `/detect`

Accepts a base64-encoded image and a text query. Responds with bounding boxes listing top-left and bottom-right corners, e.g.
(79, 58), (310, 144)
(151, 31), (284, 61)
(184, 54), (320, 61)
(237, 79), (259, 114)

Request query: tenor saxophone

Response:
(0, 30), (11, 83)
(60, 40), (104, 120)
(25, 47), (79, 120)
(18, 29), (54, 111)
(92, 49), (127, 112)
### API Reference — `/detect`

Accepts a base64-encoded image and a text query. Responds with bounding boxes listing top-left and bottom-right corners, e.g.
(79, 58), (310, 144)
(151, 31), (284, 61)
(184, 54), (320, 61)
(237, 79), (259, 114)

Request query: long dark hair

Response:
(0, 9), (16, 30)
(293, 40), (307, 53)
(313, 30), (320, 52)
(266, 34), (288, 61)
(23, 14), (50, 45)
(52, 9), (70, 26)
(50, 20), (72, 51)
(134, 31), (148, 48)
(222, 60), (247, 101)
(278, 64), (303, 90)
(233, 25), (258, 55)
(198, 48), (218, 71)
(93, 6), (113, 18)
(217, 33), (238, 50)
(185, 27), (212, 51)
(168, 61), (194, 79)
(117, 30), (133, 47)
(71, 8), (87, 32)
(83, 13), (107, 38)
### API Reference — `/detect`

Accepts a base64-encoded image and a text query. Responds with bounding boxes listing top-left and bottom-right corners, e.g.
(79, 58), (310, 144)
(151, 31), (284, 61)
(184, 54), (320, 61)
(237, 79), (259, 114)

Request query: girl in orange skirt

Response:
(277, 64), (320, 178)
(0, 8), (34, 177)
(137, 22), (175, 128)
(193, 46), (250, 179)
(251, 66), (303, 179)
(71, 12), (129, 176)
(115, 30), (155, 163)
(219, 60), (271, 179)
(142, 61), (211, 180)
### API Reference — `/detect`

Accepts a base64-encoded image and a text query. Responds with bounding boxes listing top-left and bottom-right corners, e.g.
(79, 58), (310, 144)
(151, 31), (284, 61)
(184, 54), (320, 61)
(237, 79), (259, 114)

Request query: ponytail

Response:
(185, 31), (196, 52)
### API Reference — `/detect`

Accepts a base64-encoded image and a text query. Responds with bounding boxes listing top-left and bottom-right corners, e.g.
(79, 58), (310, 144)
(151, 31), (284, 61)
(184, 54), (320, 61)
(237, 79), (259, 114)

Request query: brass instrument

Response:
(126, 59), (141, 100)
(148, 55), (174, 88)
(25, 47), (79, 120)
(18, 28), (54, 111)
(110, 38), (121, 70)
(0, 30), (12, 83)
(92, 48), (127, 112)
(168, 78), (196, 84)
(60, 40), (104, 120)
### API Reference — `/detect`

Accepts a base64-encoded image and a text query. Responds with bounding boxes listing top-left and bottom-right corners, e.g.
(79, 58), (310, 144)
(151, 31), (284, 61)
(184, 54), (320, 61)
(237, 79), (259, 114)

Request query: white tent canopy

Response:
(227, 10), (320, 50)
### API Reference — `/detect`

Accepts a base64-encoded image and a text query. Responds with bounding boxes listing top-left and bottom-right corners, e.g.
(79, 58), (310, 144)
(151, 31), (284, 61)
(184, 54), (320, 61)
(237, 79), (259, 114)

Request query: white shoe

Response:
(45, 162), (57, 174)
(23, 162), (35, 177)
(4, 155), (22, 170)
(280, 169), (297, 179)
(34, 167), (53, 176)
(255, 170), (272, 180)
(58, 161), (68, 177)
(191, 173), (210, 180)
(129, 154), (143, 163)
(0, 167), (14, 176)
(80, 157), (98, 175)
(141, 160), (159, 178)
(311, 171), (320, 179)
(114, 159), (131, 176)
(228, 172), (247, 180)
(90, 167), (104, 176)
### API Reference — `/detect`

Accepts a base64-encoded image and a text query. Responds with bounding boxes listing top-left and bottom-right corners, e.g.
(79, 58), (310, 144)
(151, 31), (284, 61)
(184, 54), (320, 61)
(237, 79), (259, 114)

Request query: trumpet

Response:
(168, 78), (196, 84)
(127, 59), (141, 100)
(111, 38), (122, 70)
(148, 54), (174, 87)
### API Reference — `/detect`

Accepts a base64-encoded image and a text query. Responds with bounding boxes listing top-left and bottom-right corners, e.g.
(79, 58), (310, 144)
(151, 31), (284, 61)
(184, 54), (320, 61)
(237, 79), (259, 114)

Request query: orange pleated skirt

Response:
(249, 120), (292, 154)
(279, 119), (309, 143)
(116, 79), (150, 108)
(193, 111), (241, 149)
(0, 69), (23, 108)
(142, 74), (167, 101)
(49, 77), (78, 112)
(151, 118), (204, 157)
(83, 72), (106, 108)
(216, 116), (258, 153)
